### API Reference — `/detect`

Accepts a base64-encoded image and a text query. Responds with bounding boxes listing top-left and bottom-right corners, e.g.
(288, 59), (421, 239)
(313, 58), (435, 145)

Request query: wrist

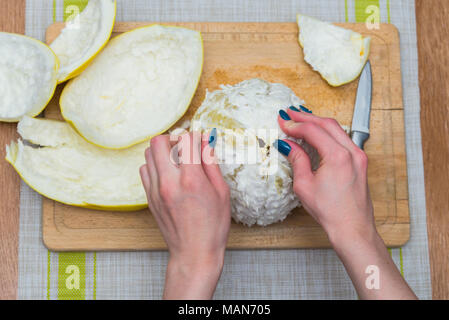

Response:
(168, 250), (225, 279)
(328, 225), (416, 300)
(164, 250), (224, 299)
(327, 223), (380, 253)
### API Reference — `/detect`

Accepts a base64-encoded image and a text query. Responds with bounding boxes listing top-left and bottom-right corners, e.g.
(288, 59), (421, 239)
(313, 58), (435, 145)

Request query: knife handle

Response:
(351, 131), (370, 150)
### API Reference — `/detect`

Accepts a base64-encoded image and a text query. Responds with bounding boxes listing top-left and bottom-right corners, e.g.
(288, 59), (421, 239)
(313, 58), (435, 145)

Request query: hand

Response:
(140, 131), (231, 300)
(277, 108), (374, 241)
(276, 107), (416, 299)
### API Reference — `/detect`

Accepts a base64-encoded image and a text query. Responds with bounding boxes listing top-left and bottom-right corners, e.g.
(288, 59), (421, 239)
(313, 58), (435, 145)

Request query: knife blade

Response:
(351, 60), (372, 150)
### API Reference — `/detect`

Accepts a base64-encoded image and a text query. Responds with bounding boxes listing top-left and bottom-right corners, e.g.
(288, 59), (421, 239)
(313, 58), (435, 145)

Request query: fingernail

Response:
(209, 128), (217, 148)
(299, 105), (312, 113)
(279, 109), (291, 120)
(289, 106), (301, 112)
(273, 139), (291, 156)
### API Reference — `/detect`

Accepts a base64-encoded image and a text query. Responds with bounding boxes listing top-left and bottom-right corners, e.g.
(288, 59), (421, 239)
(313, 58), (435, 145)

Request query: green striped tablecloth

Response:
(19, 0), (431, 299)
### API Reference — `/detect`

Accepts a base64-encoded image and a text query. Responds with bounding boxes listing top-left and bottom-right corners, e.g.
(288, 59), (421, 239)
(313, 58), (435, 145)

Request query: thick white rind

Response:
(50, 0), (116, 83)
(296, 13), (371, 87)
(0, 32), (58, 122)
(5, 117), (147, 209)
(60, 24), (203, 149)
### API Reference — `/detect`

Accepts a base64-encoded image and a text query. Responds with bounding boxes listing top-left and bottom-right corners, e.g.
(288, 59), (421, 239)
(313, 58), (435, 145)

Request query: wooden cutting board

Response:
(42, 22), (409, 251)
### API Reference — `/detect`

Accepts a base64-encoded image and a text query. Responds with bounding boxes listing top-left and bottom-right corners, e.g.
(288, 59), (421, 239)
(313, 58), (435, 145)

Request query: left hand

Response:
(140, 131), (231, 300)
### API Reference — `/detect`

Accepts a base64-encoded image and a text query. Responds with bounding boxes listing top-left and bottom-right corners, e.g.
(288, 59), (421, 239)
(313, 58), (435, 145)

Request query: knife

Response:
(351, 60), (372, 150)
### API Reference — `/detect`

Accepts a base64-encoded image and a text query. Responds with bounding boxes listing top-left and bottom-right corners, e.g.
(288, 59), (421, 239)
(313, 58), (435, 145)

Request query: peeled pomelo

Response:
(60, 24), (203, 149)
(5, 116), (148, 210)
(0, 32), (58, 122)
(191, 79), (320, 226)
(296, 13), (371, 87)
(50, 0), (116, 83)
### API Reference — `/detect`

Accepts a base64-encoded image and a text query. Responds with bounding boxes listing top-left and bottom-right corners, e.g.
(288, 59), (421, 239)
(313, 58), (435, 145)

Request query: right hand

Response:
(276, 108), (417, 300)
(276, 108), (375, 243)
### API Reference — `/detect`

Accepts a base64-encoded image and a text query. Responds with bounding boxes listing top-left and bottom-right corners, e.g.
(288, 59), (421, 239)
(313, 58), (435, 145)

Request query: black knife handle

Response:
(351, 131), (370, 150)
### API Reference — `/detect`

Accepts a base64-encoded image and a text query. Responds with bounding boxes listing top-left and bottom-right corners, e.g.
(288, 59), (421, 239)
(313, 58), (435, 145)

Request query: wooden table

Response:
(0, 0), (448, 299)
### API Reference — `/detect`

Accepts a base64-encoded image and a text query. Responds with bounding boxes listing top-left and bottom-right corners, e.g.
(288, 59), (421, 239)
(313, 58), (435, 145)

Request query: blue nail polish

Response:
(289, 106), (301, 112)
(209, 128), (217, 148)
(273, 139), (291, 156)
(299, 105), (312, 113)
(279, 109), (291, 120)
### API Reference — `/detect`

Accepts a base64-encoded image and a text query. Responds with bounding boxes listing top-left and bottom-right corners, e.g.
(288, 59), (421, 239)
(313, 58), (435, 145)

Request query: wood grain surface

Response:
(416, 0), (449, 300)
(0, 0), (25, 300)
(42, 22), (410, 251)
